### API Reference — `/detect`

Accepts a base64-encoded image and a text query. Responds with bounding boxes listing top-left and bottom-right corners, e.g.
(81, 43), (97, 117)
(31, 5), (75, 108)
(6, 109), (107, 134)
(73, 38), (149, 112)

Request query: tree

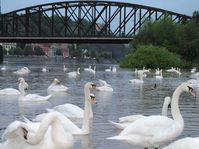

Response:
(119, 45), (183, 69)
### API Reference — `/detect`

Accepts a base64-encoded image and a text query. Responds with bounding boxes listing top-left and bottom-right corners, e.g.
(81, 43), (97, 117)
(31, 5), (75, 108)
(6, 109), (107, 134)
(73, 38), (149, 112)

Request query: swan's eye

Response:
(188, 86), (193, 92)
(91, 84), (96, 88)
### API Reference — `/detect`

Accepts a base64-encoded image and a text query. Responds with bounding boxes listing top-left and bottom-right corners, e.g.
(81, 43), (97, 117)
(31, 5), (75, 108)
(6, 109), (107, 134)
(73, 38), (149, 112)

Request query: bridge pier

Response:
(0, 45), (3, 63)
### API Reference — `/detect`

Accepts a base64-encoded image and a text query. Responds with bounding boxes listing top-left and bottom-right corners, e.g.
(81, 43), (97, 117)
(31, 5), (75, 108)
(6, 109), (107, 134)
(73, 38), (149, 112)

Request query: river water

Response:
(0, 56), (199, 149)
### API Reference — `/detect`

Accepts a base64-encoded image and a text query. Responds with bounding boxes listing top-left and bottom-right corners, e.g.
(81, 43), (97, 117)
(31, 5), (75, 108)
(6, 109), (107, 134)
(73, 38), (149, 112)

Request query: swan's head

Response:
(18, 77), (29, 90)
(164, 96), (171, 107)
(53, 78), (61, 85)
(182, 82), (196, 97)
(89, 93), (97, 104)
(85, 82), (96, 90)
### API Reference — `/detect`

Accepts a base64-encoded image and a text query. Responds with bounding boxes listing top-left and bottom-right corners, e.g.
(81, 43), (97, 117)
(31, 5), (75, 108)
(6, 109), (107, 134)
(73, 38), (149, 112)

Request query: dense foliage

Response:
(119, 45), (182, 68)
(120, 11), (199, 68)
(132, 14), (199, 62)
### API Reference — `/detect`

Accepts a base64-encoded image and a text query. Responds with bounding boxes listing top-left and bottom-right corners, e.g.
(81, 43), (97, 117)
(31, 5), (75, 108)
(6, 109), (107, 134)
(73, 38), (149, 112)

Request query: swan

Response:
(107, 82), (196, 149)
(1, 66), (6, 71)
(34, 93), (96, 120)
(41, 67), (47, 72)
(191, 67), (196, 73)
(0, 88), (20, 96)
(105, 67), (111, 72)
(63, 65), (68, 72)
(67, 67), (80, 78)
(33, 82), (97, 135)
(84, 65), (92, 72)
(47, 78), (68, 92)
(18, 77), (52, 102)
(155, 68), (160, 75)
(109, 97), (171, 130)
(155, 70), (163, 79)
(166, 67), (176, 72)
(96, 80), (113, 92)
(163, 137), (199, 149)
(129, 73), (144, 84)
(13, 67), (31, 75)
(0, 112), (73, 149)
(112, 66), (117, 72)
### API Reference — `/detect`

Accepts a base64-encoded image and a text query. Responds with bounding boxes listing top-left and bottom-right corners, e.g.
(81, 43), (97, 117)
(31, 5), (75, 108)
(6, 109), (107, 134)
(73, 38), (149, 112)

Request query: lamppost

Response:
(0, 0), (1, 14)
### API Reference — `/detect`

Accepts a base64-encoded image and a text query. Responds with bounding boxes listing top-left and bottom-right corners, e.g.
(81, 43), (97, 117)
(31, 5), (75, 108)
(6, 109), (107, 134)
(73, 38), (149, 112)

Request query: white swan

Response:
(163, 137), (199, 149)
(67, 67), (80, 78)
(0, 112), (73, 149)
(107, 82), (195, 148)
(0, 87), (20, 96)
(105, 67), (111, 72)
(96, 80), (113, 92)
(129, 73), (144, 84)
(34, 93), (96, 120)
(109, 96), (171, 130)
(13, 67), (31, 75)
(191, 67), (196, 73)
(33, 82), (97, 135)
(18, 77), (52, 101)
(1, 66), (6, 71)
(63, 65), (68, 72)
(155, 70), (163, 79)
(41, 67), (47, 72)
(112, 66), (117, 72)
(84, 65), (92, 72)
(166, 67), (176, 72)
(155, 68), (160, 75)
(47, 78), (68, 92)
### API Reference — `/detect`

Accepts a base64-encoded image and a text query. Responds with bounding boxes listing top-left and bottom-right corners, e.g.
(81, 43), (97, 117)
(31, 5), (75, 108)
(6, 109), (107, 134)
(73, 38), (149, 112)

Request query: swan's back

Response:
(120, 115), (181, 145)
(163, 137), (199, 149)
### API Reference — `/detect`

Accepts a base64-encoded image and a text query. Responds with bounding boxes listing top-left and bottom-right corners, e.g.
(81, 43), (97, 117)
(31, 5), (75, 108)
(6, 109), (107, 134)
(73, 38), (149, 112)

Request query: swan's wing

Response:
(119, 114), (145, 123)
(54, 104), (84, 118)
(99, 80), (107, 86)
(120, 115), (174, 137)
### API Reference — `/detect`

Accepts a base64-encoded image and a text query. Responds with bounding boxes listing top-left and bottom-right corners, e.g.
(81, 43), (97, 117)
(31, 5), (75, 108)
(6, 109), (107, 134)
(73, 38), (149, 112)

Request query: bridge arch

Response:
(0, 1), (191, 43)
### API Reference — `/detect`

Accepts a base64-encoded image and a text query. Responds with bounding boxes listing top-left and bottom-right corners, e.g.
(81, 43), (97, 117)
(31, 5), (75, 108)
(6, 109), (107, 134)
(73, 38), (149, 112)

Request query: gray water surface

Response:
(0, 57), (199, 149)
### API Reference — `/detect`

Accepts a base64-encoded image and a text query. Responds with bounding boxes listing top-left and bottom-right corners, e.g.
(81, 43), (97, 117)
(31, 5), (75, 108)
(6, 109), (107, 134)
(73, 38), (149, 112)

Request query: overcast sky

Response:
(1, 0), (198, 16)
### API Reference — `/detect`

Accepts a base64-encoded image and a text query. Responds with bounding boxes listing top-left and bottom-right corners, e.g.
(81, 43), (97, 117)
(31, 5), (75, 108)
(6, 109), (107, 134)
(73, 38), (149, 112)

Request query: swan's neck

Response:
(161, 100), (169, 116)
(82, 87), (91, 134)
(171, 85), (184, 127)
(27, 113), (69, 145)
(18, 84), (26, 96)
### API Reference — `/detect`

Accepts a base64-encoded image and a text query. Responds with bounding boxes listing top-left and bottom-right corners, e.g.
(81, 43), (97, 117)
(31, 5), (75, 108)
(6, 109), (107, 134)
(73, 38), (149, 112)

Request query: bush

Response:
(119, 45), (183, 69)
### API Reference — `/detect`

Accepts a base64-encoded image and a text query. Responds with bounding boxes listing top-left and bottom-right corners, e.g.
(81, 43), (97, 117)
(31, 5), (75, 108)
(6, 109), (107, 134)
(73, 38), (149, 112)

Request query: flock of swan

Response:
(0, 65), (199, 149)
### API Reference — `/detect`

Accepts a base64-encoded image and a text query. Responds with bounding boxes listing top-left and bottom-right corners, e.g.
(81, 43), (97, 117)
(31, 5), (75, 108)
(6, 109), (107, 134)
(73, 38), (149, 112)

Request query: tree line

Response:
(120, 11), (199, 68)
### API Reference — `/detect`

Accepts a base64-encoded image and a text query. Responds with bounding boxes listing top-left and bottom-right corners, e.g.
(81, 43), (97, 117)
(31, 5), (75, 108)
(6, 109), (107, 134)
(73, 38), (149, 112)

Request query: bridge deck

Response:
(0, 37), (132, 44)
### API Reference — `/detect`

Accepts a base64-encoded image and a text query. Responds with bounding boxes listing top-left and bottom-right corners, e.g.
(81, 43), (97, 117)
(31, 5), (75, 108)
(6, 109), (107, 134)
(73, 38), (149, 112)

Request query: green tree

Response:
(34, 47), (45, 56)
(119, 45), (183, 69)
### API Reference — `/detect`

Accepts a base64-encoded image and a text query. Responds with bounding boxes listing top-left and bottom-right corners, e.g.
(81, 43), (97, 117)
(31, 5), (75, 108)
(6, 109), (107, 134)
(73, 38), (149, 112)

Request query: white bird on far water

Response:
(107, 82), (196, 149)
(18, 77), (52, 102)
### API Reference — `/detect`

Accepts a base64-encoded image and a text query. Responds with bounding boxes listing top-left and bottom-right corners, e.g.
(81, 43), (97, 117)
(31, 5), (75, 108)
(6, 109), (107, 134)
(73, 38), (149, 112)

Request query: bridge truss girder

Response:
(0, 1), (191, 43)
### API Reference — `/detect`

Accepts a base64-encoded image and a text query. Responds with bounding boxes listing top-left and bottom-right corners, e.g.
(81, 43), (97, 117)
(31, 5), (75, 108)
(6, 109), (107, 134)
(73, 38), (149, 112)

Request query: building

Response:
(0, 43), (17, 55)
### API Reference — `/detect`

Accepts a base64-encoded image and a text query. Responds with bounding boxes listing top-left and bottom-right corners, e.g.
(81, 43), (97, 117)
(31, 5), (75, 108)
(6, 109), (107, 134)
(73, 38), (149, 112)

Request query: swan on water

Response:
(63, 65), (68, 72)
(18, 77), (52, 101)
(109, 96), (171, 130)
(33, 82), (97, 135)
(155, 69), (163, 79)
(163, 137), (199, 149)
(34, 93), (96, 120)
(13, 67), (31, 75)
(67, 67), (80, 78)
(107, 82), (196, 149)
(129, 72), (144, 84)
(47, 78), (68, 93)
(190, 67), (196, 73)
(0, 112), (73, 149)
(96, 80), (113, 92)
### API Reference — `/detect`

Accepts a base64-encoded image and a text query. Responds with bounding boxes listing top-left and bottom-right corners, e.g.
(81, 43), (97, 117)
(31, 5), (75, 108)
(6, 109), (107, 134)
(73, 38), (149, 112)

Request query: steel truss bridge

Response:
(0, 1), (191, 43)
